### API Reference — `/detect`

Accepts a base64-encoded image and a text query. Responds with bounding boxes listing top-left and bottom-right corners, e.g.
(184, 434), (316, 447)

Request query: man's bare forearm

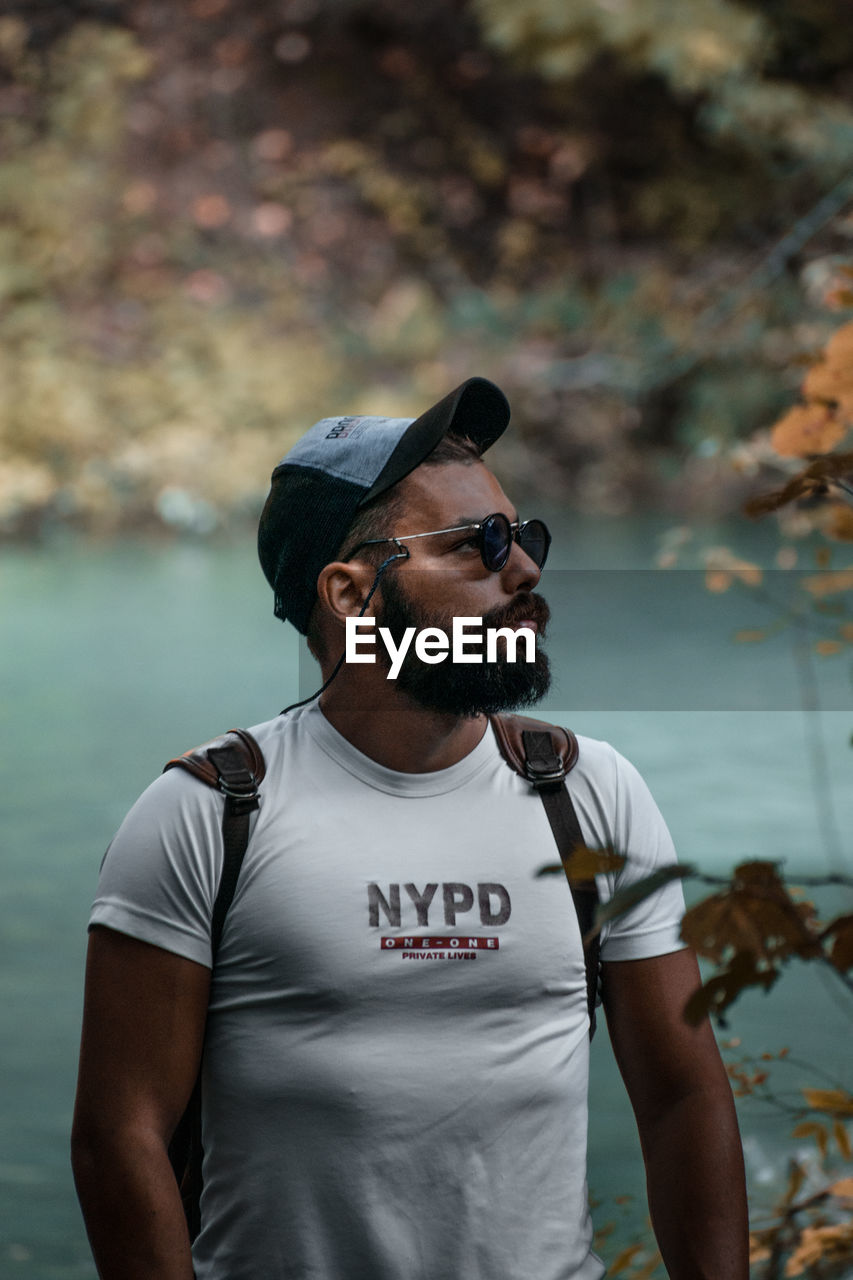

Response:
(641, 1086), (749, 1280)
(71, 1125), (195, 1280)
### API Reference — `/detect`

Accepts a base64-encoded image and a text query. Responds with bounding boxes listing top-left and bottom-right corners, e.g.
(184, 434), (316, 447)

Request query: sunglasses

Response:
(349, 512), (551, 573)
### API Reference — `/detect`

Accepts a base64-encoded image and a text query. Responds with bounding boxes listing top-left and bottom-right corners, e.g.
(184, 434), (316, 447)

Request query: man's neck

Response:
(317, 680), (488, 773)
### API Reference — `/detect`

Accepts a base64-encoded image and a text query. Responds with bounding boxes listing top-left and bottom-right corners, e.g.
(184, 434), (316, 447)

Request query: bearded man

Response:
(72, 377), (748, 1280)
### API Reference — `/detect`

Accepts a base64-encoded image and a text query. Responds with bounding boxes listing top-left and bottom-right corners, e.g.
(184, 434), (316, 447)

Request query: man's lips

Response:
(488, 596), (550, 636)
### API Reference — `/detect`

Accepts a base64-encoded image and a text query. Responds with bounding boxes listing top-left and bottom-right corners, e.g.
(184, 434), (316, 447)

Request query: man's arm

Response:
(71, 925), (211, 1280)
(601, 948), (749, 1280)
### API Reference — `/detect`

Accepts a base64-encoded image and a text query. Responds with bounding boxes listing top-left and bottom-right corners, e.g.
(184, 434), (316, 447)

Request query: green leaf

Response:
(591, 865), (693, 934)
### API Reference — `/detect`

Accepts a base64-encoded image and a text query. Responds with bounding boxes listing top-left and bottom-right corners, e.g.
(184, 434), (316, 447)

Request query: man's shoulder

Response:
(524, 718), (621, 788)
(521, 719), (657, 815)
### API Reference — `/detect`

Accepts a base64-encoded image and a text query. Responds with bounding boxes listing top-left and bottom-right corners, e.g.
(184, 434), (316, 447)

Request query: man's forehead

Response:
(395, 458), (515, 523)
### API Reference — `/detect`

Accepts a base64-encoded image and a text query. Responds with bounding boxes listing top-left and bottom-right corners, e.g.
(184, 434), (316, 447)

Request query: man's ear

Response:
(315, 559), (376, 628)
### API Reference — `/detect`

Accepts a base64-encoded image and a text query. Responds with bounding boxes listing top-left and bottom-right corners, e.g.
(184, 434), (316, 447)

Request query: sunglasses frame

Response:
(348, 512), (551, 573)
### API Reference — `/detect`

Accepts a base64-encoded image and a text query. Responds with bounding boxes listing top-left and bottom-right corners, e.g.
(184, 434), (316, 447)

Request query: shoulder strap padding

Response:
(489, 712), (578, 782)
(162, 727), (266, 1240)
(492, 712), (600, 1040)
(164, 728), (266, 791)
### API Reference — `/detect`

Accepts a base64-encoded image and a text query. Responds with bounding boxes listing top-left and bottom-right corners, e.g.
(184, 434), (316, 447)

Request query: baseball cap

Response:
(258, 376), (511, 633)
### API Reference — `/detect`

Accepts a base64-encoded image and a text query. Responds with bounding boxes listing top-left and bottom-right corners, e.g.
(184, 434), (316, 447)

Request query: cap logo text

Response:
(326, 417), (358, 439)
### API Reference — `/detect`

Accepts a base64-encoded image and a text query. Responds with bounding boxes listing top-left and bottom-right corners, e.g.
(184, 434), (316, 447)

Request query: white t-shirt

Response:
(90, 704), (686, 1280)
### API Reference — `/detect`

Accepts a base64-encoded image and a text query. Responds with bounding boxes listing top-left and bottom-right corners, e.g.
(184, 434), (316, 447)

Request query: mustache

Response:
(482, 592), (550, 636)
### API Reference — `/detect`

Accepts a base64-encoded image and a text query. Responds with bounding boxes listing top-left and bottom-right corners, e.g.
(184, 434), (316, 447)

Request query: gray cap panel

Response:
(274, 416), (415, 488)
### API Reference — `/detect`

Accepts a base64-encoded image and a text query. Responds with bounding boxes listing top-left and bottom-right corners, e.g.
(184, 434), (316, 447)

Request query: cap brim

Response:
(361, 376), (510, 504)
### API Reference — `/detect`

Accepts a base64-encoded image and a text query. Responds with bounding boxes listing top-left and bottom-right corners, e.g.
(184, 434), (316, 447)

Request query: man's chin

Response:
(393, 654), (552, 719)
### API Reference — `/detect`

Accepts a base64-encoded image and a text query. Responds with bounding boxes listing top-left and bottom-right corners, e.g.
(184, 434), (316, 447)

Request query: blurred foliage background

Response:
(1, 0), (852, 534)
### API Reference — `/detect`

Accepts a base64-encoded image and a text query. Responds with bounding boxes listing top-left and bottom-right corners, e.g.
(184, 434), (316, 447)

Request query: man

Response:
(72, 377), (748, 1279)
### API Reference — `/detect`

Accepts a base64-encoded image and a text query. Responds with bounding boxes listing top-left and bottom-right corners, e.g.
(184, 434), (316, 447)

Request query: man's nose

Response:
(499, 537), (542, 593)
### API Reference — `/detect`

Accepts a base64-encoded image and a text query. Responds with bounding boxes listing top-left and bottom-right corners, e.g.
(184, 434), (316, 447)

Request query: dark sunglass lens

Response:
(481, 513), (511, 570)
(518, 519), (551, 568)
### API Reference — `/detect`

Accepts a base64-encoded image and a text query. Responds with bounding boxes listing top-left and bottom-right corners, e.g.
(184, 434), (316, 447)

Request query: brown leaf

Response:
(704, 552), (762, 586)
(826, 323), (853, 361)
(631, 1253), (663, 1280)
(802, 1088), (853, 1117)
(744, 453), (853, 517)
(593, 866), (691, 935)
(563, 845), (626, 881)
(683, 950), (779, 1026)
(771, 403), (845, 458)
(832, 1122), (852, 1161)
(829, 1175), (853, 1200)
(784, 1221), (853, 1275)
(801, 568), (853, 597)
(680, 862), (820, 967)
(748, 1233), (772, 1264)
(791, 1121), (829, 1161)
(608, 1244), (644, 1276)
(814, 319), (853, 374)
(779, 1159), (807, 1210)
(802, 363), (853, 415)
(705, 569), (733, 592)
(823, 914), (853, 972)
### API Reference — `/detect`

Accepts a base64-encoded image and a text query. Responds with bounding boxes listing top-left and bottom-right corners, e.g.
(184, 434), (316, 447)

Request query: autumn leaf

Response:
(706, 569), (733, 593)
(816, 322), (853, 368)
(683, 950), (779, 1026)
(630, 1253), (663, 1280)
(802, 1088), (853, 1117)
(591, 865), (692, 935)
(749, 1232), (772, 1264)
(832, 1122), (852, 1161)
(771, 403), (845, 458)
(564, 846), (626, 881)
(535, 845), (625, 881)
(704, 549), (762, 587)
(608, 1243), (644, 1276)
(784, 1222), (853, 1276)
(826, 286), (853, 308)
(802, 365), (853, 418)
(744, 452), (853, 517)
(829, 1175), (853, 1200)
(791, 1120), (828, 1161)
(801, 568), (853, 597)
(779, 1159), (808, 1210)
(680, 861), (820, 967)
(826, 498), (853, 545)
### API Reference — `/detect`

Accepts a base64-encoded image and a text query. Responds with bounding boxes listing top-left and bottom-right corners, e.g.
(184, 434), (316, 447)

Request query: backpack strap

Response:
(162, 728), (265, 1239)
(166, 729), (266, 953)
(489, 713), (601, 1038)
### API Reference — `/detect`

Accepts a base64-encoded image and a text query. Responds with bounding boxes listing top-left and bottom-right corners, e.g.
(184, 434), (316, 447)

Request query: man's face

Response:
(368, 460), (552, 717)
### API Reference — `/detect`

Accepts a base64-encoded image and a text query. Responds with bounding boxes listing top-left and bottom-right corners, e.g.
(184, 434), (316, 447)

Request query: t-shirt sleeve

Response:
(596, 747), (686, 963)
(88, 767), (224, 968)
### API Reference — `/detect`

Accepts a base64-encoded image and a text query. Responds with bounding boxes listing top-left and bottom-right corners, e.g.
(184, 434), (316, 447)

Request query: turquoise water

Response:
(2, 518), (852, 1275)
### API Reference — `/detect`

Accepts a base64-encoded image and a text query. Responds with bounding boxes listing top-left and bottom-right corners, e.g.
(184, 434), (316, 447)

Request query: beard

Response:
(372, 572), (552, 718)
